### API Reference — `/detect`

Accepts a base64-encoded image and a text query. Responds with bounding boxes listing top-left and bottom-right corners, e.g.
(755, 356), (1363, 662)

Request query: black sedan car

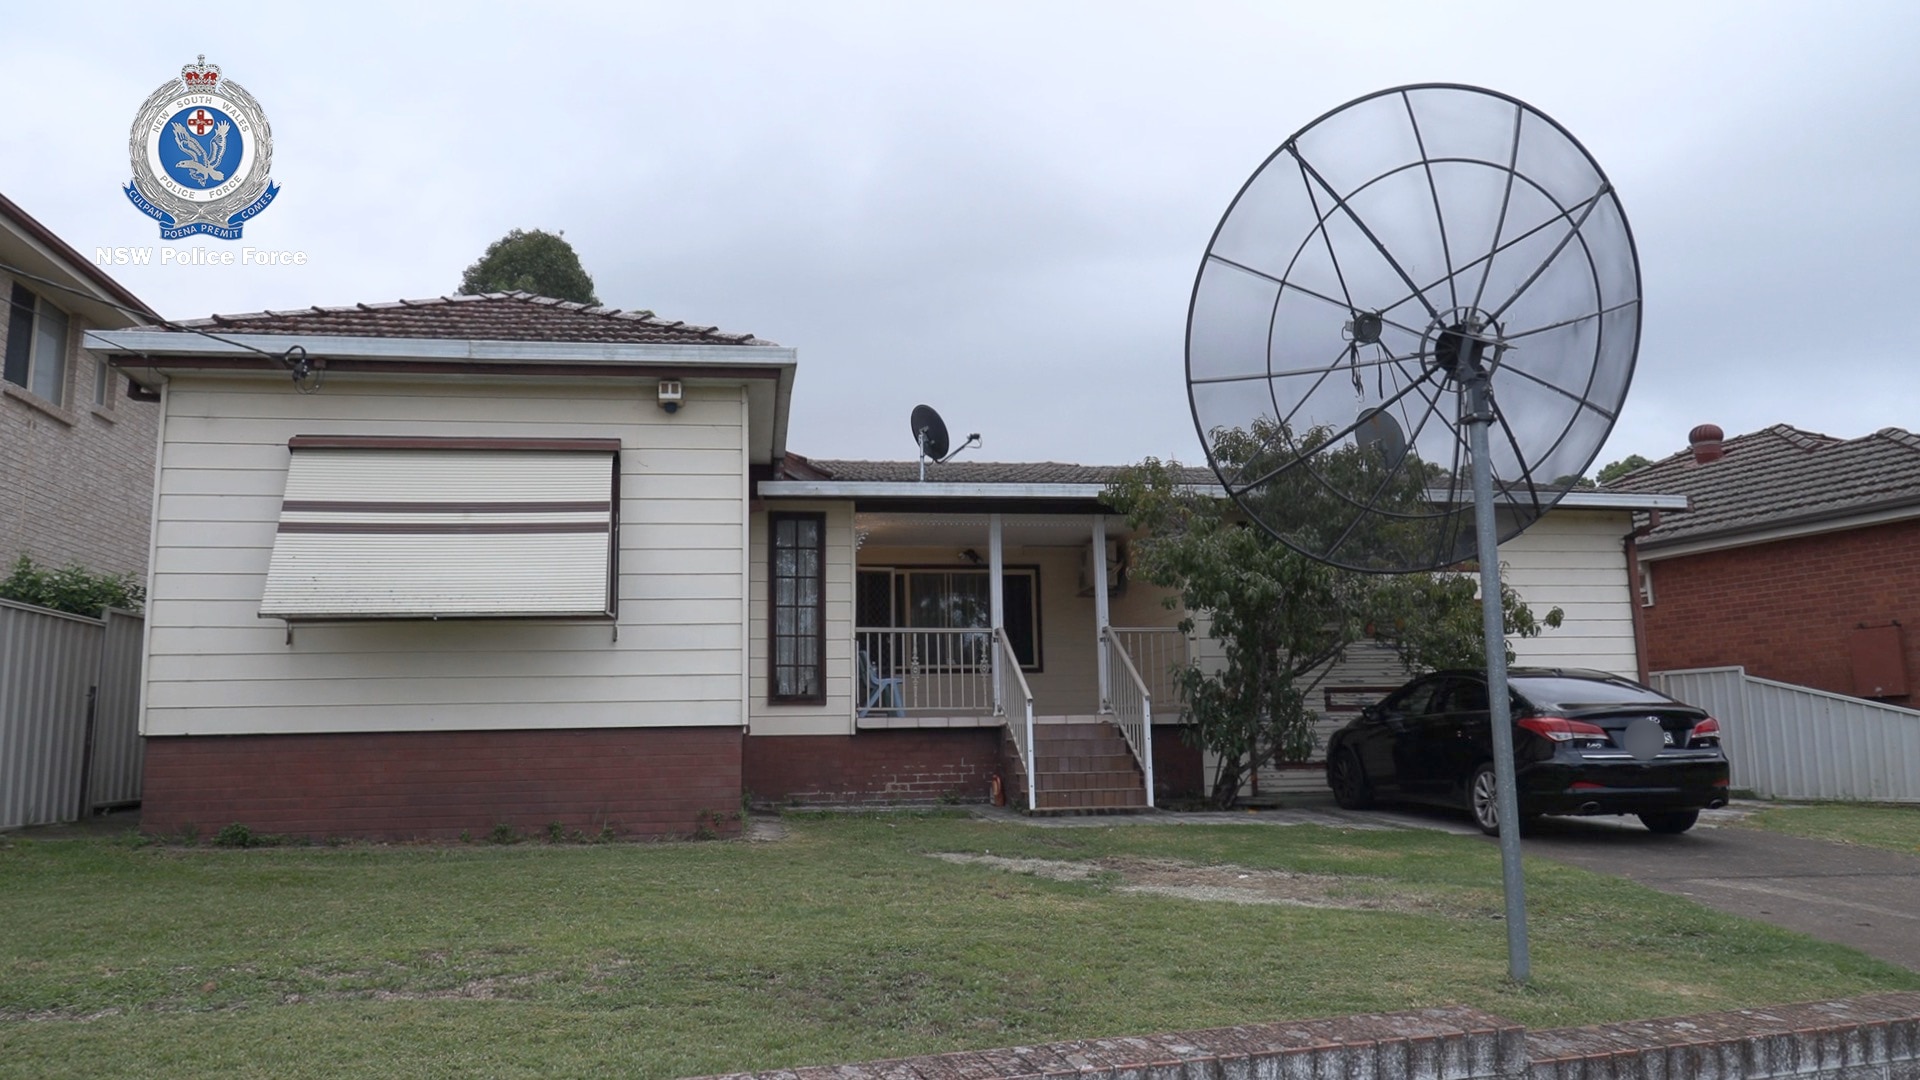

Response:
(1325, 668), (1730, 834)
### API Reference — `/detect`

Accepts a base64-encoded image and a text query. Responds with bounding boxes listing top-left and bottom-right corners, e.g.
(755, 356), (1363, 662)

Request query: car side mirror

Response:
(1360, 704), (1380, 722)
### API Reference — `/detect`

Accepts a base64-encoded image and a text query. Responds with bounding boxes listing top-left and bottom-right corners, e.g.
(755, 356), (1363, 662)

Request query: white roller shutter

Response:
(260, 436), (619, 619)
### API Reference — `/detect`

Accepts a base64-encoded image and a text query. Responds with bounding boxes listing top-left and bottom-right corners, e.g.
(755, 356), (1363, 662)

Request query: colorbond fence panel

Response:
(0, 599), (144, 829)
(1653, 666), (1920, 802)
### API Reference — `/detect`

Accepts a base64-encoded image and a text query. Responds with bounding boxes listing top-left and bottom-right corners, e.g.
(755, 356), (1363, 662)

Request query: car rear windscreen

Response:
(1511, 676), (1674, 711)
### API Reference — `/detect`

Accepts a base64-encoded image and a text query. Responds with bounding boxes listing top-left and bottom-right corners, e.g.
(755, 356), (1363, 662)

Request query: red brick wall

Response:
(1151, 724), (1205, 802)
(142, 727), (742, 841)
(743, 730), (1003, 805)
(1643, 519), (1920, 703)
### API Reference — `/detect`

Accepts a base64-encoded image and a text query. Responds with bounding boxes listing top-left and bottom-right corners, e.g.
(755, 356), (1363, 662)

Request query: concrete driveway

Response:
(985, 798), (1920, 973)
(1507, 810), (1920, 972)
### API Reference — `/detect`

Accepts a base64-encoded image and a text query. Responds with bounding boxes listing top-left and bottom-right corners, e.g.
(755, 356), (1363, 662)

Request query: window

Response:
(259, 436), (620, 620)
(93, 355), (113, 408)
(855, 567), (1040, 671)
(769, 513), (826, 702)
(4, 283), (70, 405)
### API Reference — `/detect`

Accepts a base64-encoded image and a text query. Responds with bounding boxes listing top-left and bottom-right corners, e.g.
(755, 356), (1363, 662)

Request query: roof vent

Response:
(1689, 423), (1726, 464)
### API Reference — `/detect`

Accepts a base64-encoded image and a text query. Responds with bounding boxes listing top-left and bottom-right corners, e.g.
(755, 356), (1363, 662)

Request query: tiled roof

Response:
(137, 291), (773, 345)
(805, 459), (1219, 485)
(1604, 424), (1920, 547)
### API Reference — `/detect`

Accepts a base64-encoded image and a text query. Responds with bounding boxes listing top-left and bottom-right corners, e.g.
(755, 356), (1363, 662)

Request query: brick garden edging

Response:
(688, 991), (1920, 1080)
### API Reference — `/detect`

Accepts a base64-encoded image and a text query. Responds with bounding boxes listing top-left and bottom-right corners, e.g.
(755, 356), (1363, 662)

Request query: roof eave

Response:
(0, 193), (160, 326)
(1639, 495), (1920, 558)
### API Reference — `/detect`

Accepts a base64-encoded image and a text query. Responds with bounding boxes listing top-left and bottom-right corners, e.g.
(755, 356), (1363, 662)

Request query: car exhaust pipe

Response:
(1707, 796), (1727, 810)
(1576, 801), (1601, 815)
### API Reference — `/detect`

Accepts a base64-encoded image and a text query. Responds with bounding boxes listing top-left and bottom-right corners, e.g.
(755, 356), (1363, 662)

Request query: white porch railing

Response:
(855, 628), (995, 716)
(1651, 666), (1920, 802)
(995, 627), (1038, 811)
(1102, 626), (1156, 808)
(1110, 626), (1190, 714)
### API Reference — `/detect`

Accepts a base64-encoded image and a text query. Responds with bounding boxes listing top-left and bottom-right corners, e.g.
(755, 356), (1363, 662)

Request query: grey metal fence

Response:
(1, 599), (145, 829)
(1652, 666), (1920, 803)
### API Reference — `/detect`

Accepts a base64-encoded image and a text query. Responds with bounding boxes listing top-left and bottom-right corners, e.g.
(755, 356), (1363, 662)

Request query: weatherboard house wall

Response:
(92, 293), (795, 840)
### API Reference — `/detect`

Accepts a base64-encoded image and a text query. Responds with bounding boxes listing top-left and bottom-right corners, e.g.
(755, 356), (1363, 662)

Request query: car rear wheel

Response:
(1638, 810), (1700, 834)
(1328, 749), (1373, 809)
(1469, 763), (1501, 835)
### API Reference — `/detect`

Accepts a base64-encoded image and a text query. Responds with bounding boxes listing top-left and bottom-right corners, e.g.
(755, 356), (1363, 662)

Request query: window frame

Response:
(857, 564), (1042, 673)
(3, 283), (71, 407)
(767, 511), (828, 704)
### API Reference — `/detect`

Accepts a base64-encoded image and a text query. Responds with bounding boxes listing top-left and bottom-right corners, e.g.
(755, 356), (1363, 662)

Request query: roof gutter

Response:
(759, 479), (1689, 512)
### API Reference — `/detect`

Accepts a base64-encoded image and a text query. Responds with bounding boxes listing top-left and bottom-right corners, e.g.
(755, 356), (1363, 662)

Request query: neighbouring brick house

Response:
(1606, 423), (1920, 705)
(1, 192), (162, 580)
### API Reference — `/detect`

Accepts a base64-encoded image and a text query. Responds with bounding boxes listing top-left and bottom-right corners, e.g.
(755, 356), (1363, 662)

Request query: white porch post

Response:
(989, 513), (1004, 714)
(1093, 515), (1111, 712)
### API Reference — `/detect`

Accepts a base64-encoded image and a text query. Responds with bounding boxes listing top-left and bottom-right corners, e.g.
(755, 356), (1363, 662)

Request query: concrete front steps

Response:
(1004, 720), (1150, 813)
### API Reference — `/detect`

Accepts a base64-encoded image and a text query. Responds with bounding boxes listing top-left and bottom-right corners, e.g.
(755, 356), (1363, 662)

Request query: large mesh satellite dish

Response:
(1184, 84), (1643, 983)
(1187, 83), (1640, 573)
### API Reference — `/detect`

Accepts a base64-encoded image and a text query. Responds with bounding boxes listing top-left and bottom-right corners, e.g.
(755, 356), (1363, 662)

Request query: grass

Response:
(1736, 801), (1920, 854)
(3, 813), (1917, 1080)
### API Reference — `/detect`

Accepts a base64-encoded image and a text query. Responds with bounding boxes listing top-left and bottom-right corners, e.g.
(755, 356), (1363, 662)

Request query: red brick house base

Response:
(141, 728), (744, 841)
(742, 727), (1205, 808)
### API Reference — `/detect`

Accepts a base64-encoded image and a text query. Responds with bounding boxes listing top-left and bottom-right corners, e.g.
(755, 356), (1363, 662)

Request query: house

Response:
(1, 191), (162, 579)
(89, 293), (1688, 838)
(1606, 423), (1920, 705)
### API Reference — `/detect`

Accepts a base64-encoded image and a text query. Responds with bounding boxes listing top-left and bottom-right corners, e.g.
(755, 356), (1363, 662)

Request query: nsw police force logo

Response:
(124, 56), (280, 240)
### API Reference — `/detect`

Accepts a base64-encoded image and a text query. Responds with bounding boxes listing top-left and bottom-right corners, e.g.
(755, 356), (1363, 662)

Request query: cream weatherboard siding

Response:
(141, 375), (748, 737)
(1498, 509), (1638, 678)
(747, 501), (857, 736)
(1241, 508), (1642, 797)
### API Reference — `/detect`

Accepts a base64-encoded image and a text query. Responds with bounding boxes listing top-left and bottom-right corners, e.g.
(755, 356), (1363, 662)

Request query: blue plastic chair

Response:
(858, 647), (905, 718)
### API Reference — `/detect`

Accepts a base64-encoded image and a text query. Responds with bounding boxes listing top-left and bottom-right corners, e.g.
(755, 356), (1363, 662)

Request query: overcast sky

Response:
(6, 2), (1915, 471)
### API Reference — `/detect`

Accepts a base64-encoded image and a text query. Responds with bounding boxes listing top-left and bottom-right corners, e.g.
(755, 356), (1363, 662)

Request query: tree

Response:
(1596, 454), (1652, 485)
(458, 228), (599, 305)
(1, 555), (144, 617)
(1103, 442), (1560, 807)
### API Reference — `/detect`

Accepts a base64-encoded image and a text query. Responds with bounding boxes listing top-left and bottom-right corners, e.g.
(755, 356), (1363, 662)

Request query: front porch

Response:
(850, 511), (1189, 810)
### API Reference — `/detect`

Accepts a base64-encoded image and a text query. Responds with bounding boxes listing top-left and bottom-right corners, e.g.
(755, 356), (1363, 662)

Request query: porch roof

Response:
(759, 456), (1688, 514)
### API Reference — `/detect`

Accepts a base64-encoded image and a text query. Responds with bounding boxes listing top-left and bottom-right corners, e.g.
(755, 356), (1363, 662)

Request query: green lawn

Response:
(1736, 801), (1920, 854)
(3, 813), (1916, 1080)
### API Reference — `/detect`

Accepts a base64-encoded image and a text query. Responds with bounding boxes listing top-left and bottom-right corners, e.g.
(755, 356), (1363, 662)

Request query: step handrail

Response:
(994, 626), (1038, 811)
(1101, 626), (1156, 808)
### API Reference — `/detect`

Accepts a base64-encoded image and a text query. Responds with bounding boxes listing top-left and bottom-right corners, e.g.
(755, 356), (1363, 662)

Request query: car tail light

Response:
(1518, 717), (1609, 747)
(1689, 717), (1721, 748)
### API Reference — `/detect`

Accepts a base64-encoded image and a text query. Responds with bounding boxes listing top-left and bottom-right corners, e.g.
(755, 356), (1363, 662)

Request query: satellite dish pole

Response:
(1452, 320), (1532, 981)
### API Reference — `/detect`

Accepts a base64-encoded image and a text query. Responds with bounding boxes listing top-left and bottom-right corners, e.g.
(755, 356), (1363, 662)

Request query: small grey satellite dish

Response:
(910, 404), (982, 480)
(1354, 407), (1406, 470)
(911, 404), (950, 462)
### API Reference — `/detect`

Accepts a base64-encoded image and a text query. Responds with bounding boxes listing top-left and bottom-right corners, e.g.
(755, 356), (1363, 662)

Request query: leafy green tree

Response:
(1104, 433), (1560, 807)
(458, 228), (600, 305)
(1597, 454), (1652, 485)
(1, 555), (144, 618)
